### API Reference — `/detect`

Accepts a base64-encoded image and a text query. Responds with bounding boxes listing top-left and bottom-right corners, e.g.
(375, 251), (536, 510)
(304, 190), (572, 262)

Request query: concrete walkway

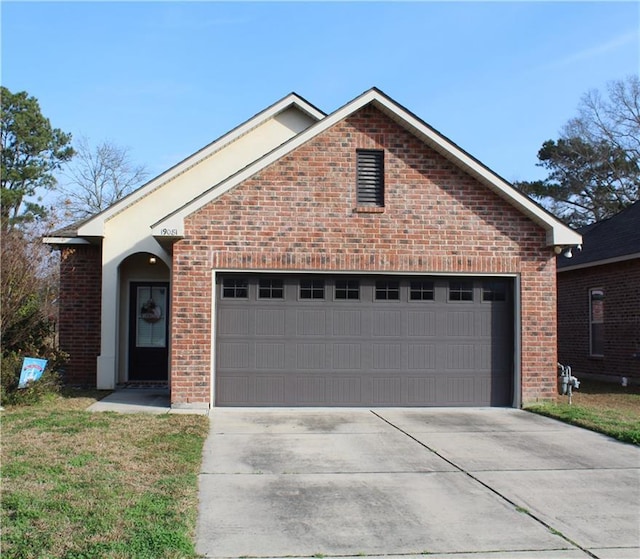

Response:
(196, 408), (640, 559)
(86, 388), (208, 415)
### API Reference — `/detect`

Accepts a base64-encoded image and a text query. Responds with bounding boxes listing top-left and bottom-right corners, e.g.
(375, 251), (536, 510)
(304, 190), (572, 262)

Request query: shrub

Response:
(1, 351), (63, 406)
(1, 223), (68, 407)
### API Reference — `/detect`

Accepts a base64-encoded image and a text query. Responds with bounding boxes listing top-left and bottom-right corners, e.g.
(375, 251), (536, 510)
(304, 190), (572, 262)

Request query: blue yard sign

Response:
(18, 357), (48, 388)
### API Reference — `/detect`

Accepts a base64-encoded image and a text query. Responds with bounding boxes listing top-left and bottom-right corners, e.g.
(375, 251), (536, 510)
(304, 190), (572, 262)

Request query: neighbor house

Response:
(45, 88), (581, 409)
(557, 201), (639, 384)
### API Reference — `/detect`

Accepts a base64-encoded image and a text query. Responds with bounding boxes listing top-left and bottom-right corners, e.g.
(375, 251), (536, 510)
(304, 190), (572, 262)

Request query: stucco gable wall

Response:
(57, 106), (317, 391)
(102, 107), (317, 257)
(172, 105), (556, 405)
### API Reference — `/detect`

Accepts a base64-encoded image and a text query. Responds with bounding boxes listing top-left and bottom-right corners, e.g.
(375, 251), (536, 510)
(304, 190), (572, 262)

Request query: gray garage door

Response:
(215, 274), (513, 407)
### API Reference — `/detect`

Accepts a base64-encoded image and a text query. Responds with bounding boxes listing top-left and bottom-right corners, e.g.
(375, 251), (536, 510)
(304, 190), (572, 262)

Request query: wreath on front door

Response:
(140, 299), (162, 323)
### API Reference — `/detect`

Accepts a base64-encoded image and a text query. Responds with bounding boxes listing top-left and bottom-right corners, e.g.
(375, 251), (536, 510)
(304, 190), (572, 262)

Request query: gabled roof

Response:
(152, 87), (581, 247)
(44, 216), (92, 245)
(558, 201), (640, 271)
(55, 92), (325, 239)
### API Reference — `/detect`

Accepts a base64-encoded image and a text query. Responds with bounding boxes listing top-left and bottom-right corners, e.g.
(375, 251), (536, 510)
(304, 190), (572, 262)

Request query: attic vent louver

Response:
(356, 149), (384, 206)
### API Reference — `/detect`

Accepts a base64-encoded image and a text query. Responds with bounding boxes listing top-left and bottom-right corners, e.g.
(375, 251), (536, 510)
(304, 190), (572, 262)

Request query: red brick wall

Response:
(558, 259), (640, 382)
(58, 244), (102, 386)
(172, 105), (557, 406)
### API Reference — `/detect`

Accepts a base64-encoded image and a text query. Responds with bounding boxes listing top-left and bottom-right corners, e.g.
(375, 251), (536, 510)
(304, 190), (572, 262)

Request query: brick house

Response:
(45, 88), (581, 409)
(557, 201), (640, 384)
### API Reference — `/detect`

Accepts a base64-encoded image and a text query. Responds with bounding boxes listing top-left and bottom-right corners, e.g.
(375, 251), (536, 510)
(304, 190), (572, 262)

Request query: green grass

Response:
(1, 389), (209, 559)
(526, 380), (640, 445)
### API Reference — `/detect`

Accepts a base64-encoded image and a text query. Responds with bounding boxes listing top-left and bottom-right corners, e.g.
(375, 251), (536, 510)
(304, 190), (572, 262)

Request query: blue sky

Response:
(2, 1), (639, 190)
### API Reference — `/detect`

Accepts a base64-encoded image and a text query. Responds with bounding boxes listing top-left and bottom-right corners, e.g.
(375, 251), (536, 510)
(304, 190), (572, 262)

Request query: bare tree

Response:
(565, 75), (640, 161)
(516, 75), (639, 226)
(59, 137), (148, 220)
(1, 216), (60, 353)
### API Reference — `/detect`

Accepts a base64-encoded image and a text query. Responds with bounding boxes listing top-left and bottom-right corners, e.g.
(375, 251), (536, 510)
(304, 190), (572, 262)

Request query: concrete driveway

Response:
(196, 408), (640, 559)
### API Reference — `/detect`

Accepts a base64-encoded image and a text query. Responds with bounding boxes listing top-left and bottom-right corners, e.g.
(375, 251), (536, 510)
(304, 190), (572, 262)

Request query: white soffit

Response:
(77, 93), (325, 238)
(42, 237), (91, 246)
(153, 88), (580, 247)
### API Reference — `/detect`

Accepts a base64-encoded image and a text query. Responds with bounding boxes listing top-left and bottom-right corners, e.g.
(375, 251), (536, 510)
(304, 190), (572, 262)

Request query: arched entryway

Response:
(119, 253), (171, 383)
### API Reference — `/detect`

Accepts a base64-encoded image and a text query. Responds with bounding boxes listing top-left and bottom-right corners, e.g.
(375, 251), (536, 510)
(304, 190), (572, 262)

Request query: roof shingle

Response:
(557, 201), (640, 268)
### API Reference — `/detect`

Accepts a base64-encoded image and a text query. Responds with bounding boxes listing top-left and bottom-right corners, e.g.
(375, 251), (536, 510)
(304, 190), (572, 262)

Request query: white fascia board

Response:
(368, 94), (582, 247)
(79, 93), (325, 238)
(545, 227), (582, 247)
(153, 88), (581, 247)
(152, 90), (381, 236)
(43, 237), (91, 246)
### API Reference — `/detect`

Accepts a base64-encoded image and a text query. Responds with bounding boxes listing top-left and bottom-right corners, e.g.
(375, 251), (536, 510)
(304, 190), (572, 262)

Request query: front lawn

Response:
(1, 390), (209, 559)
(526, 378), (640, 445)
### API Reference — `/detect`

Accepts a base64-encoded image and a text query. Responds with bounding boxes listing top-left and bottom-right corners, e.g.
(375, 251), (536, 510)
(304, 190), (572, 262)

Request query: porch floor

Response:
(88, 387), (208, 415)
